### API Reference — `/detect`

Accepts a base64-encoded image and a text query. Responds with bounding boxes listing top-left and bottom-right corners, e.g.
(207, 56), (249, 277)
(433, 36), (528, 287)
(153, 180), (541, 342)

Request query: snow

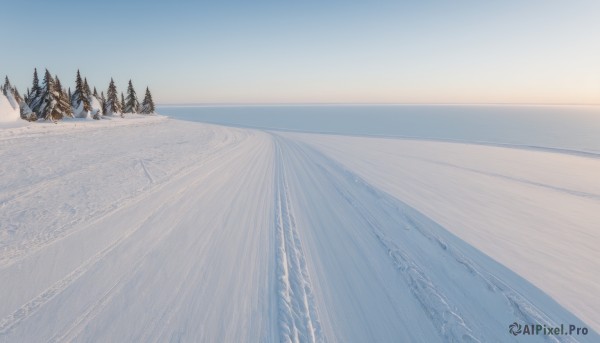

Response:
(0, 117), (598, 342)
(287, 132), (600, 334)
(72, 101), (89, 119)
(90, 95), (102, 117)
(0, 92), (20, 122)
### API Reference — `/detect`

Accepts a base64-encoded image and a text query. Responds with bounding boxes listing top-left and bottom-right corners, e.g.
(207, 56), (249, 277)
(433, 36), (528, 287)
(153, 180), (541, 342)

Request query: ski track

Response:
(276, 136), (588, 343)
(0, 127), (239, 268)
(139, 158), (156, 184)
(311, 154), (547, 341)
(0, 118), (171, 207)
(279, 138), (481, 342)
(0, 119), (597, 342)
(0, 135), (246, 338)
(275, 142), (324, 343)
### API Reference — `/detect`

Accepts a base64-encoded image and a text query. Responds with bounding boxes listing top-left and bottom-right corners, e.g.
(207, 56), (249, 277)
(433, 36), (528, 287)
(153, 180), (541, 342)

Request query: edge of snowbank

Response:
(0, 114), (168, 140)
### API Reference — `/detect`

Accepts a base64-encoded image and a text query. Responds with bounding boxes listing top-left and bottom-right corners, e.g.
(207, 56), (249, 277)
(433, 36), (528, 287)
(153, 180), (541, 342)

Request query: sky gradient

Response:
(1, 0), (599, 104)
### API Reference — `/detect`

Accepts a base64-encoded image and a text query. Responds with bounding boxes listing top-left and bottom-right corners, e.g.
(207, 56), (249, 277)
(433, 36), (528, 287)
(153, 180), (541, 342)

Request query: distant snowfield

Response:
(0, 117), (598, 342)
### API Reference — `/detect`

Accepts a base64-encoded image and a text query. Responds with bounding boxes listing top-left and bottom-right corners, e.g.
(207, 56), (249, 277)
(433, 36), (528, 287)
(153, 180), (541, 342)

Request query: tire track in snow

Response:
(0, 210), (151, 336)
(0, 133), (255, 338)
(292, 139), (579, 343)
(0, 128), (245, 268)
(0, 118), (175, 208)
(399, 214), (577, 343)
(44, 133), (268, 343)
(280, 137), (481, 342)
(45, 200), (193, 343)
(274, 141), (324, 343)
(139, 158), (156, 184)
(334, 164), (579, 342)
(282, 137), (591, 342)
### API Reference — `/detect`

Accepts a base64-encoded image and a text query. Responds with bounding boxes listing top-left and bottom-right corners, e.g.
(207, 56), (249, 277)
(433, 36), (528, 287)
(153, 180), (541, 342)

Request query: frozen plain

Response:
(0, 116), (598, 342)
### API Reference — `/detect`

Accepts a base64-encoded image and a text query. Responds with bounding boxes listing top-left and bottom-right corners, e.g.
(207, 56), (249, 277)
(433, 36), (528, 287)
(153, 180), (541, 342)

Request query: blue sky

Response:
(1, 0), (599, 104)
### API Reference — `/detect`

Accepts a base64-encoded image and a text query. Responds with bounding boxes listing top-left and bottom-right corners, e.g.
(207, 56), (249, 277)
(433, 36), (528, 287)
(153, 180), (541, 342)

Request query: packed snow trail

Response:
(274, 142), (324, 343)
(290, 132), (600, 332)
(272, 136), (596, 342)
(0, 119), (276, 342)
(0, 118), (597, 342)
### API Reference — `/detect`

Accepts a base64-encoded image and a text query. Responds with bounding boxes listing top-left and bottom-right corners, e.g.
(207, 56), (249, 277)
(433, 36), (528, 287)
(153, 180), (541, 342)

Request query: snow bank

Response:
(72, 101), (89, 119)
(292, 132), (600, 333)
(90, 96), (102, 118)
(0, 91), (20, 122)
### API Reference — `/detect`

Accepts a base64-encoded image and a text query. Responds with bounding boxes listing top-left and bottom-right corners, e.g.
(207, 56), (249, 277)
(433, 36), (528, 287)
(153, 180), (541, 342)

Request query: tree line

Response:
(2, 68), (155, 121)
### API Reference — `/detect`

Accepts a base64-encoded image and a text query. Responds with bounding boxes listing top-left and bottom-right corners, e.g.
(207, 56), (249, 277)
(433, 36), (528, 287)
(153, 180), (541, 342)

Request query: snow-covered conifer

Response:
(27, 68), (43, 114)
(55, 76), (73, 118)
(124, 80), (139, 114)
(1, 78), (32, 120)
(104, 78), (121, 115)
(140, 87), (155, 114)
(13, 87), (23, 104)
(37, 69), (63, 121)
(2, 76), (10, 94)
(83, 78), (91, 100)
(100, 91), (106, 114)
(72, 70), (91, 113)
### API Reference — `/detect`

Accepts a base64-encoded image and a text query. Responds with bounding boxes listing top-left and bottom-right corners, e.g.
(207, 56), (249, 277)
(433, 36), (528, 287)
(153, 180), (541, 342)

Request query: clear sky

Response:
(1, 0), (599, 104)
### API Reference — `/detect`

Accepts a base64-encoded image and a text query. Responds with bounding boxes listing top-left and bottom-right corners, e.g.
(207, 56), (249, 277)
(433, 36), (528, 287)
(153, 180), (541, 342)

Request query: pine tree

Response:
(100, 91), (106, 113)
(124, 80), (139, 114)
(2, 76), (10, 94)
(12, 86), (33, 120)
(13, 87), (23, 104)
(31, 69), (40, 95)
(83, 77), (92, 101)
(104, 78), (121, 115)
(121, 92), (126, 111)
(93, 87), (98, 98)
(2, 76), (12, 98)
(72, 70), (91, 112)
(38, 69), (63, 121)
(22, 87), (34, 119)
(54, 76), (72, 118)
(1, 76), (21, 113)
(140, 87), (155, 114)
(28, 68), (43, 114)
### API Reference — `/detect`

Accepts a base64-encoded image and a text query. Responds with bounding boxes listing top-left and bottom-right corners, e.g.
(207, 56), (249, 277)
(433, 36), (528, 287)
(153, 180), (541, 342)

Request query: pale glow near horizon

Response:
(1, 1), (599, 105)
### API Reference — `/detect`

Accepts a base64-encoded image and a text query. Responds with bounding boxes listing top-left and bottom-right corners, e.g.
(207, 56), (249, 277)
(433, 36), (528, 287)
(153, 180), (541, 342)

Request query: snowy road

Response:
(0, 118), (598, 342)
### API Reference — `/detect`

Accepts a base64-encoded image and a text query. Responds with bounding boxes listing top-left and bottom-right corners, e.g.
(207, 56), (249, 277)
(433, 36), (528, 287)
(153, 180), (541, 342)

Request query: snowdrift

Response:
(0, 91), (20, 122)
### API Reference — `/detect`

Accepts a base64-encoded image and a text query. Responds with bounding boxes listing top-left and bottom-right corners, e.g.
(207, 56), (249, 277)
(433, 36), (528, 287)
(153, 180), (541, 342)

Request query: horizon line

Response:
(156, 102), (600, 107)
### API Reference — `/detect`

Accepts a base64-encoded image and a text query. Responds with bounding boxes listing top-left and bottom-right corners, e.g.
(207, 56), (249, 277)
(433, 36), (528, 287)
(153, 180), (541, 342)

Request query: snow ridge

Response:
(300, 146), (481, 342)
(402, 213), (575, 343)
(303, 140), (581, 342)
(275, 142), (324, 343)
(0, 123), (239, 269)
(339, 166), (579, 343)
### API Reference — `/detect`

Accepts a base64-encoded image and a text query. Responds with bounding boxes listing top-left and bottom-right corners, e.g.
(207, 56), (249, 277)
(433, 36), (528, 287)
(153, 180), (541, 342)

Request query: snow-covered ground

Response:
(0, 116), (598, 342)
(0, 92), (20, 123)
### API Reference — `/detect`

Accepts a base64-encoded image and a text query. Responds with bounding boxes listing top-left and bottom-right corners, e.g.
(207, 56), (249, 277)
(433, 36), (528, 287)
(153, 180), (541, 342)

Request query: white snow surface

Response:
(0, 117), (598, 342)
(0, 92), (19, 122)
(90, 96), (102, 117)
(72, 101), (89, 119)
